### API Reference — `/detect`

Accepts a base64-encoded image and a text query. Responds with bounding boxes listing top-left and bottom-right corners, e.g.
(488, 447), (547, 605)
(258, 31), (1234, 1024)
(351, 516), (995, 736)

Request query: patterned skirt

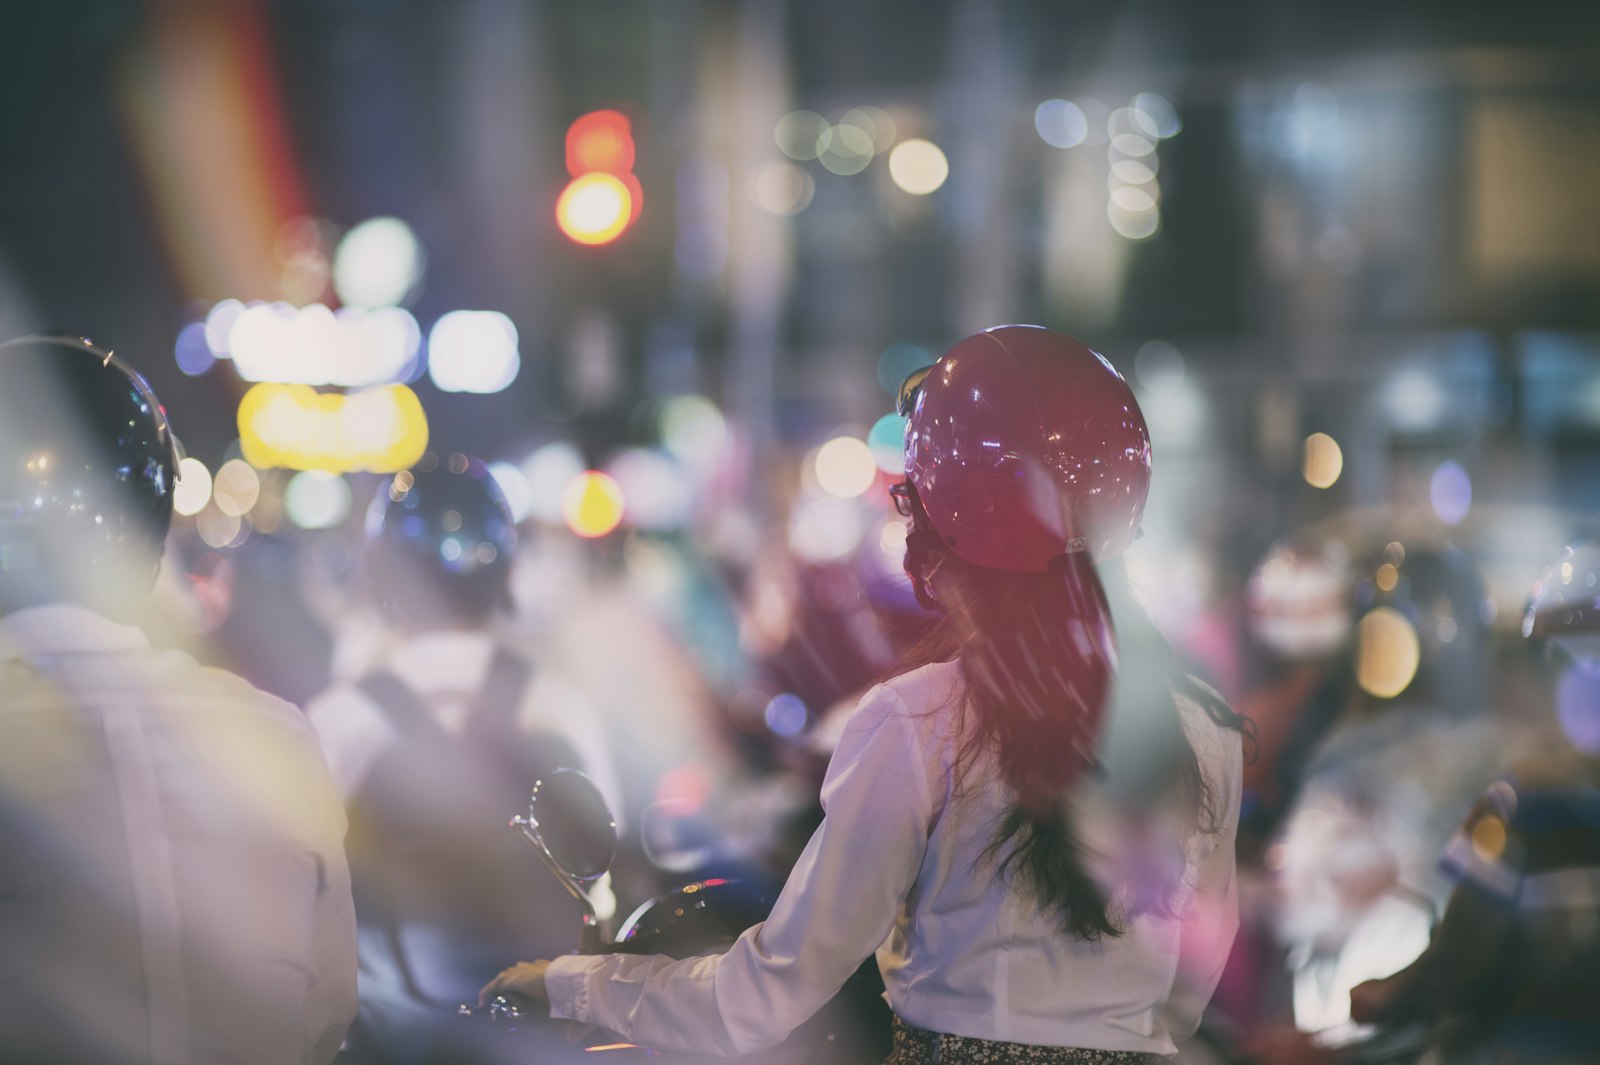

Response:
(884, 1016), (1163, 1065)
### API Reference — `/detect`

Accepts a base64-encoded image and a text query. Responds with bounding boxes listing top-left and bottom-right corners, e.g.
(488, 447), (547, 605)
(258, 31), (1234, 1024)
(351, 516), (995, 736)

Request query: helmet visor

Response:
(897, 366), (931, 418)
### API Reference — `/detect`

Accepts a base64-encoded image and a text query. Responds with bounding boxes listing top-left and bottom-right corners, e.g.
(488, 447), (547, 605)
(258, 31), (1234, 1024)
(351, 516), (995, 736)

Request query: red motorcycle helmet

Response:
(901, 325), (1151, 572)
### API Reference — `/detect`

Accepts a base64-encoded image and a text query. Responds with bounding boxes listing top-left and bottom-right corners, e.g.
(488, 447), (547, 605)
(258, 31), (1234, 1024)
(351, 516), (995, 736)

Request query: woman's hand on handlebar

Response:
(480, 959), (553, 1011)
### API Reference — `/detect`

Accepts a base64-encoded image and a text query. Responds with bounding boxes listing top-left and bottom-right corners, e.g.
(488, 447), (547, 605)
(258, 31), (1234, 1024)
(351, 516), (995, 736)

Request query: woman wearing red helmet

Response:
(484, 326), (1251, 1064)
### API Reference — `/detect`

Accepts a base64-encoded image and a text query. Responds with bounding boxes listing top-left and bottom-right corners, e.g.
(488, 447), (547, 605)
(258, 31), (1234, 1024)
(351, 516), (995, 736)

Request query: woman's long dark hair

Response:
(895, 498), (1252, 940)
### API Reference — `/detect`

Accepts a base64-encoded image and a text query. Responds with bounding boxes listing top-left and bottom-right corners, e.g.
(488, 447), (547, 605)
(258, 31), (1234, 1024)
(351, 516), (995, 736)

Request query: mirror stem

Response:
(511, 815), (602, 937)
(579, 912), (603, 953)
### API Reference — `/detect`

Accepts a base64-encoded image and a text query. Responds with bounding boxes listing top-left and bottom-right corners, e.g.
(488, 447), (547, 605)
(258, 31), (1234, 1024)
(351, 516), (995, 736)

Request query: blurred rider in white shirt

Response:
(0, 335), (357, 1065)
(307, 456), (619, 1062)
(484, 327), (1250, 1063)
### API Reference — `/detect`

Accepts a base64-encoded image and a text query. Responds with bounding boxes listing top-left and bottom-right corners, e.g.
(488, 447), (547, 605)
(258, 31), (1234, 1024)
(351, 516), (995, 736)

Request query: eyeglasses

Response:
(889, 482), (914, 517)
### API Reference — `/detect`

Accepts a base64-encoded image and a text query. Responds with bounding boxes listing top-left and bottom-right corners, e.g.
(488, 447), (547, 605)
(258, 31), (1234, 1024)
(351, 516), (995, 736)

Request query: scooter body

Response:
(462, 769), (890, 1063)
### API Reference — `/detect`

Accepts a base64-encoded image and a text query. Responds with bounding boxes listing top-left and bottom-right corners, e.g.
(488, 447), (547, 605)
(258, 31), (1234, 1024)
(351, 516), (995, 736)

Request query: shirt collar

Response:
(0, 604), (152, 661)
(382, 629), (497, 694)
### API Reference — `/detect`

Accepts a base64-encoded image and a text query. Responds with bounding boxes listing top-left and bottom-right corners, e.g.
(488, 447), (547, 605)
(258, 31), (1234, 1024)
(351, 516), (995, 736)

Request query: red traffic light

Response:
(565, 110), (635, 177)
(558, 109), (642, 245)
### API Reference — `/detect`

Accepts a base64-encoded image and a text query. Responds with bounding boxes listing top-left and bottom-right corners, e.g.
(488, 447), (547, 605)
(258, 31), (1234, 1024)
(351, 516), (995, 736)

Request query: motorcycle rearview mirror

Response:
(512, 768), (617, 950)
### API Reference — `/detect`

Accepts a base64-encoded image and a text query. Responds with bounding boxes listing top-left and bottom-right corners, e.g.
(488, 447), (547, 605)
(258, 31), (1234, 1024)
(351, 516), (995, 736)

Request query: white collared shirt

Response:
(0, 604), (357, 1065)
(545, 659), (1242, 1056)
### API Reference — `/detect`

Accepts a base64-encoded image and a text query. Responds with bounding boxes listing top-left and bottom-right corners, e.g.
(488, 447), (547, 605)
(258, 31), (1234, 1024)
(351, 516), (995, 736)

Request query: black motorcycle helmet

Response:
(363, 454), (517, 628)
(0, 335), (179, 618)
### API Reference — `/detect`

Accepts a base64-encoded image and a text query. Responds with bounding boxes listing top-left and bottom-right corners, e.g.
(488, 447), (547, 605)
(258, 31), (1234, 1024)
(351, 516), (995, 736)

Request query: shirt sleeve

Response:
(1163, 717), (1243, 1039)
(544, 683), (935, 1056)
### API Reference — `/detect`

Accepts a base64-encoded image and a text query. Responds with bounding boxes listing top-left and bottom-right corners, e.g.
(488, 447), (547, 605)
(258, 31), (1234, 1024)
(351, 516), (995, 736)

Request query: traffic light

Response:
(556, 109), (642, 246)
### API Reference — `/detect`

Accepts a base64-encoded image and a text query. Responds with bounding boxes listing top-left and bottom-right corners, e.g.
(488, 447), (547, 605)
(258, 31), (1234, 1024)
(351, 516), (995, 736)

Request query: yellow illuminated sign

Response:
(238, 382), (428, 473)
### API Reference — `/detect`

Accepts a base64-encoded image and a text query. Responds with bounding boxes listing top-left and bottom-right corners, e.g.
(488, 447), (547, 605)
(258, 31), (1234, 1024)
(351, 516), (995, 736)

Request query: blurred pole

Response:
(721, 0), (791, 512)
(648, 0), (703, 398)
(945, 0), (1021, 335)
(449, 0), (554, 351)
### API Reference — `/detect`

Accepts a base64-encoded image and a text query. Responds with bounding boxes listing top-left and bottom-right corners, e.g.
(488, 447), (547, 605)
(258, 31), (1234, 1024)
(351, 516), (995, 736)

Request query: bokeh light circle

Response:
(1556, 662), (1600, 753)
(888, 139), (949, 195)
(488, 461), (533, 523)
(607, 449), (693, 531)
(427, 311), (520, 394)
(212, 459), (261, 518)
(764, 693), (809, 738)
(1034, 99), (1088, 148)
(522, 442), (586, 525)
(817, 123), (875, 175)
(1430, 461), (1472, 525)
(1110, 185), (1158, 213)
(1355, 606), (1422, 698)
(751, 161), (815, 216)
(660, 395), (728, 469)
(1111, 133), (1156, 158)
(556, 173), (635, 245)
(284, 471), (353, 530)
(195, 506), (244, 549)
(175, 322), (215, 376)
(562, 470), (626, 538)
(1108, 201), (1160, 239)
(789, 497), (865, 563)
(333, 216), (425, 309)
(843, 106), (897, 151)
(565, 110), (635, 175)
(1134, 340), (1185, 394)
(1303, 433), (1344, 489)
(1111, 158), (1159, 186)
(814, 436), (878, 498)
(774, 111), (829, 161)
(868, 413), (909, 474)
(880, 517), (909, 557)
(1132, 92), (1182, 138)
(875, 342), (935, 397)
(174, 457), (213, 517)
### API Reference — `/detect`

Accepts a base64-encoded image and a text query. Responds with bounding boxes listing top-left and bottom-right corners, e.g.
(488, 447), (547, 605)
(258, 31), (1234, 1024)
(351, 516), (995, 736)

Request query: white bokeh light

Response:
(226, 302), (421, 386)
(488, 461), (533, 523)
(660, 395), (728, 471)
(427, 311), (521, 394)
(789, 497), (865, 563)
(521, 441), (586, 525)
(1385, 369), (1447, 431)
(751, 161), (816, 216)
(880, 518), (908, 558)
(333, 216), (426, 309)
(1034, 99), (1089, 148)
(814, 436), (878, 498)
(284, 471), (353, 530)
(888, 139), (949, 195)
(774, 111), (828, 161)
(817, 123), (875, 176)
(174, 457), (213, 517)
(212, 459), (261, 518)
(204, 299), (247, 357)
(1132, 92), (1182, 139)
(607, 448), (694, 531)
